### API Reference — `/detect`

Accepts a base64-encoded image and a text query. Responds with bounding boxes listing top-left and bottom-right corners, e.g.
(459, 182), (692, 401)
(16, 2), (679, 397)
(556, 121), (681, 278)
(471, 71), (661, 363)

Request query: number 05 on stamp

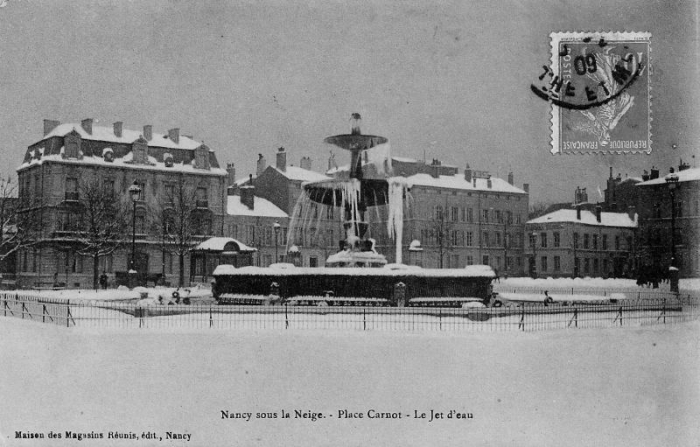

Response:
(535, 32), (651, 155)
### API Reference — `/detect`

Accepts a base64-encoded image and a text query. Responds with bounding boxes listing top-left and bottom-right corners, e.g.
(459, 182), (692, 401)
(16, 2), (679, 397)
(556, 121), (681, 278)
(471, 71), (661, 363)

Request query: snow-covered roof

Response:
(213, 264), (495, 278)
(195, 237), (256, 252)
(274, 166), (329, 183)
(18, 151), (226, 176)
(636, 168), (700, 186)
(406, 173), (527, 194)
(227, 195), (288, 218)
(41, 123), (207, 151)
(527, 209), (637, 228)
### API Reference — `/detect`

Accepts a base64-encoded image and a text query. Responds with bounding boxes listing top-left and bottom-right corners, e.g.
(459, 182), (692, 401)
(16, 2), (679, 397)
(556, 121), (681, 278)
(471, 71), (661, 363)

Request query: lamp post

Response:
(127, 181), (142, 280)
(665, 173), (679, 293)
(273, 221), (281, 264)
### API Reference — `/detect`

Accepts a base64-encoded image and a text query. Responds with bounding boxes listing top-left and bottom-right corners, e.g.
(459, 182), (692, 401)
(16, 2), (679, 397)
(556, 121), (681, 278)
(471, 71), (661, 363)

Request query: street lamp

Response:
(665, 173), (679, 292)
(128, 181), (142, 274)
(273, 221), (281, 263)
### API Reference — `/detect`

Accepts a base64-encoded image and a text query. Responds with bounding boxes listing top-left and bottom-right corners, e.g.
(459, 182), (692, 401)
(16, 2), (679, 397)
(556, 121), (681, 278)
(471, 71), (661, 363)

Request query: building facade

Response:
(525, 207), (637, 278)
(15, 119), (227, 288)
(635, 166), (700, 278)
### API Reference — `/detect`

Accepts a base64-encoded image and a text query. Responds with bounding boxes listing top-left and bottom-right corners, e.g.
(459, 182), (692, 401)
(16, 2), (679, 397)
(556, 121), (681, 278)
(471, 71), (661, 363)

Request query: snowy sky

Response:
(0, 0), (697, 204)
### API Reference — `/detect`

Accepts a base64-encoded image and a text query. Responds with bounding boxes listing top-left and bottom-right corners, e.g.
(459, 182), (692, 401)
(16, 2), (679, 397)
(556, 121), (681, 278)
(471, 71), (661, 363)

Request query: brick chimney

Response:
(595, 205), (602, 223)
(257, 154), (267, 176)
(240, 174), (255, 210)
(143, 125), (153, 141)
(486, 176), (492, 189)
(43, 119), (60, 136)
(300, 156), (312, 171)
(276, 147), (286, 172)
(507, 172), (514, 185)
(113, 121), (123, 138)
(523, 183), (529, 193)
(430, 158), (440, 178)
(168, 128), (180, 144)
(81, 118), (93, 135)
(464, 164), (472, 182)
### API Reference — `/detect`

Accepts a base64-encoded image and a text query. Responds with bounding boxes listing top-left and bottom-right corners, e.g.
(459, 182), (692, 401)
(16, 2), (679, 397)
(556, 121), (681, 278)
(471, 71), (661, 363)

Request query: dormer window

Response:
(103, 147), (114, 162)
(64, 130), (82, 159)
(132, 137), (148, 164)
(193, 144), (210, 170)
(164, 153), (174, 167)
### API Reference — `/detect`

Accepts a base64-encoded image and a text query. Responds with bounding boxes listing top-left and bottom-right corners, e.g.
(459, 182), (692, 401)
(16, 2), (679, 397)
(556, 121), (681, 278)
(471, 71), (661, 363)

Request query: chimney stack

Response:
(507, 172), (514, 185)
(143, 125), (152, 141)
(464, 164), (472, 182)
(113, 121), (123, 138)
(627, 205), (636, 222)
(256, 154), (267, 176)
(240, 174), (255, 210)
(226, 163), (236, 188)
(523, 183), (529, 193)
(576, 205), (581, 221)
(300, 156), (312, 171)
(487, 176), (492, 189)
(43, 119), (60, 136)
(168, 128), (180, 144)
(276, 147), (287, 172)
(81, 118), (93, 135)
(650, 166), (659, 179)
(609, 166), (613, 178)
(595, 205), (602, 223)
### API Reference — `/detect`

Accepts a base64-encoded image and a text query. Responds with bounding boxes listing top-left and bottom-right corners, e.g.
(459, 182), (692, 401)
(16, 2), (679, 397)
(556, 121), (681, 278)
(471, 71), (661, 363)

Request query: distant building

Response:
(525, 207), (637, 278)
(15, 118), (227, 288)
(635, 164), (700, 278)
(603, 167), (643, 212)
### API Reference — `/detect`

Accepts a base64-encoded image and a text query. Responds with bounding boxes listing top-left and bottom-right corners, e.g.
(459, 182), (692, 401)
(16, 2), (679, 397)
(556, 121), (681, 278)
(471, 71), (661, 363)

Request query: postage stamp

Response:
(532, 32), (652, 155)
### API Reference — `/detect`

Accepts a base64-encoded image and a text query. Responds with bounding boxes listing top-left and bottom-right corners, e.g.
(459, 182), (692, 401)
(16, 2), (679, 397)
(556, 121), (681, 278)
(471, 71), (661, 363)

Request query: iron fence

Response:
(1, 292), (698, 332)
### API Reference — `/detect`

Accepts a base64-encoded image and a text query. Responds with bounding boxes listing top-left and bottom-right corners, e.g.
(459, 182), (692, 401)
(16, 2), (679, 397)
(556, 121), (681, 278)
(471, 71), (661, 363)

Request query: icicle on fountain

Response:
(300, 113), (407, 267)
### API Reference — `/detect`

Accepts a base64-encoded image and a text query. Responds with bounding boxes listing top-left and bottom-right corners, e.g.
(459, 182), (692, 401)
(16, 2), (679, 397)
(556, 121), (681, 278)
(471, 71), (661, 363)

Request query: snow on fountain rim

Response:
(213, 264), (495, 278)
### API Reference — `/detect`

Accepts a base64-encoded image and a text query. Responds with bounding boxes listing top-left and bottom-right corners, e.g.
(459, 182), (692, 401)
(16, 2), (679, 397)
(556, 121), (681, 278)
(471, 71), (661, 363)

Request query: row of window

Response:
(529, 231), (631, 251)
(531, 256), (612, 275)
(228, 224), (290, 247)
(419, 229), (523, 248)
(433, 205), (523, 225)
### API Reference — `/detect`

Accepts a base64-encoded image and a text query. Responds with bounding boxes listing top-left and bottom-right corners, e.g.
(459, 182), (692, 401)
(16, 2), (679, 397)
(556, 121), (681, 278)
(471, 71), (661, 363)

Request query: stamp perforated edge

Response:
(549, 31), (652, 155)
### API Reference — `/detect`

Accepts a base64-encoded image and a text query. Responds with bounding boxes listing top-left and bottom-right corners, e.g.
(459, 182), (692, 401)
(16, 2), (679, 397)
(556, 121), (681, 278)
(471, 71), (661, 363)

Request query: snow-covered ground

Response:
(498, 276), (700, 292)
(0, 318), (698, 447)
(9, 285), (214, 303)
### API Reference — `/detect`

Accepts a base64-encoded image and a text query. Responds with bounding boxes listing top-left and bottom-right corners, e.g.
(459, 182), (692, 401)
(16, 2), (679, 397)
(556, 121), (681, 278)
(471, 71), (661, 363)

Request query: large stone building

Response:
(525, 207), (637, 278)
(15, 119), (227, 288)
(635, 165), (699, 278)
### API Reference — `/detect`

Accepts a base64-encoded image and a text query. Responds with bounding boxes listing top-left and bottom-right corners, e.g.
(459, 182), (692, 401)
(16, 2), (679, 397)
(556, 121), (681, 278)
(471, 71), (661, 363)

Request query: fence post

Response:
(439, 308), (442, 331)
(568, 308), (578, 328)
(209, 306), (213, 328)
(519, 305), (525, 331)
(285, 303), (289, 330)
(363, 307), (366, 331)
(66, 300), (71, 328)
(43, 304), (47, 323)
(21, 302), (26, 320)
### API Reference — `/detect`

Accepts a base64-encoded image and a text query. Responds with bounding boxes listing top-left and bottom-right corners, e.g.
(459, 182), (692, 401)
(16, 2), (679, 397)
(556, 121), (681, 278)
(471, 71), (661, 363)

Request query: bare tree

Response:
(150, 179), (205, 287)
(73, 177), (130, 289)
(429, 206), (454, 269)
(0, 176), (39, 267)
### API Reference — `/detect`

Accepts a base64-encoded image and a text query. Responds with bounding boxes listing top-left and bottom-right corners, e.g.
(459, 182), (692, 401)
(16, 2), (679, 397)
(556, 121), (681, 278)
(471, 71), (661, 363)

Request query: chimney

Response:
(226, 163), (236, 187)
(595, 205), (602, 223)
(276, 147), (287, 172)
(472, 177), (477, 187)
(650, 166), (659, 179)
(143, 125), (153, 141)
(240, 175), (254, 210)
(168, 128), (180, 144)
(81, 118), (93, 135)
(609, 166), (613, 179)
(507, 171), (514, 185)
(300, 156), (312, 171)
(113, 121), (123, 138)
(576, 205), (581, 220)
(43, 119), (60, 136)
(627, 205), (636, 222)
(256, 154), (267, 176)
(430, 158), (440, 178)
(523, 183), (529, 193)
(486, 176), (492, 189)
(464, 164), (472, 182)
